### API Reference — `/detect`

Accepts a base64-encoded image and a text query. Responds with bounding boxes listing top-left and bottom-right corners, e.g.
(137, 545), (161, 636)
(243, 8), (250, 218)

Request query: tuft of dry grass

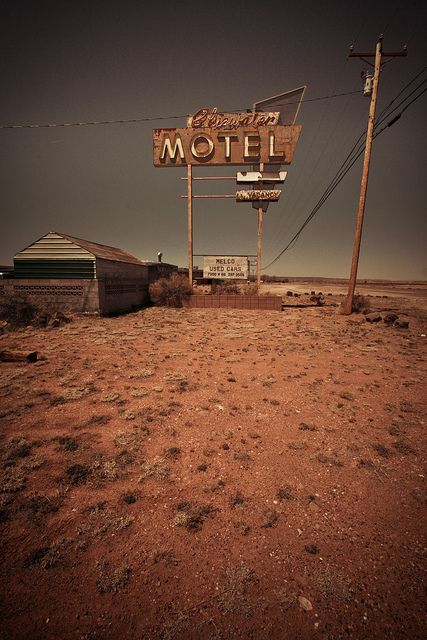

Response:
(24, 539), (71, 569)
(0, 467), (26, 494)
(95, 561), (131, 593)
(139, 457), (169, 481)
(22, 492), (62, 524)
(218, 562), (256, 613)
(76, 506), (134, 548)
(172, 502), (216, 531)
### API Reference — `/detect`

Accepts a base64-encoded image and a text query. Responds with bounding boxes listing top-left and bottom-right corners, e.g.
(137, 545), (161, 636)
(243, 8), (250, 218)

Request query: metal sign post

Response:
(187, 164), (193, 287)
(257, 163), (264, 287)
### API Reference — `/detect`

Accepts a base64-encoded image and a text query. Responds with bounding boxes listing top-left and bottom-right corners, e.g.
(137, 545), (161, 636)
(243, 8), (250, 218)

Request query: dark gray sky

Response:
(1, 0), (426, 279)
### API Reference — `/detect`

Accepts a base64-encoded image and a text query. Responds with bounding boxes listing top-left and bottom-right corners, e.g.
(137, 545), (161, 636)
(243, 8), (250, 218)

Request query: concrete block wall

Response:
(98, 279), (149, 314)
(96, 259), (150, 279)
(0, 279), (100, 313)
(96, 259), (177, 282)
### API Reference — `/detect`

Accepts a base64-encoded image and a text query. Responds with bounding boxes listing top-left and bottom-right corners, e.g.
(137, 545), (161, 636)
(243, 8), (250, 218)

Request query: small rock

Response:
(298, 596), (313, 611)
(365, 313), (382, 323)
(383, 312), (398, 324)
(305, 544), (320, 554)
(0, 320), (8, 333)
(299, 422), (318, 431)
(394, 319), (409, 329)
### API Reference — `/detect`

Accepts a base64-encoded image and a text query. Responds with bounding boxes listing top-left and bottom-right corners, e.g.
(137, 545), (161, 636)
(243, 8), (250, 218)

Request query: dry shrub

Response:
(210, 282), (261, 295)
(241, 283), (259, 295)
(149, 273), (191, 307)
(0, 295), (72, 329)
(0, 296), (39, 328)
(351, 294), (370, 313)
(210, 282), (240, 294)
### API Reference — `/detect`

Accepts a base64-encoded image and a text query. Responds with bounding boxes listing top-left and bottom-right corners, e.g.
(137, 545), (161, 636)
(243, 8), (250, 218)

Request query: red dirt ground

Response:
(0, 288), (426, 639)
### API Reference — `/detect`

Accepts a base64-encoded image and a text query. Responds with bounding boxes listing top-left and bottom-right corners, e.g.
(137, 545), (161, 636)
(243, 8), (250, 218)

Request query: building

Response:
(0, 232), (176, 314)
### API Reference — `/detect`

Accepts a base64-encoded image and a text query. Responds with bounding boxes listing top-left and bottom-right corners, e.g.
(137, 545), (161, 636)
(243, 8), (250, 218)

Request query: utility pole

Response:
(342, 35), (407, 314)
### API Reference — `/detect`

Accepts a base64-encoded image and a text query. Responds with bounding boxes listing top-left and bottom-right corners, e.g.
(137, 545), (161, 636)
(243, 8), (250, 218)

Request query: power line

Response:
(262, 85), (426, 271)
(264, 67), (425, 258)
(263, 66), (427, 268)
(0, 90), (361, 130)
(0, 113), (188, 130)
(376, 76), (427, 126)
(382, 0), (402, 35)
(266, 71), (357, 252)
(376, 65), (426, 122)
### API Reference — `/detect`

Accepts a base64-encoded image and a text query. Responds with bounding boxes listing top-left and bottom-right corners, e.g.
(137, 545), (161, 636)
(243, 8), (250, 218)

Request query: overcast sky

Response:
(1, 0), (426, 279)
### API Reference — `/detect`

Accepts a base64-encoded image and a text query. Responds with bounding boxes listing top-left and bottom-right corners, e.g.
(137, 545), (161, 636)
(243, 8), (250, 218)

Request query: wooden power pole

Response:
(342, 36), (407, 314)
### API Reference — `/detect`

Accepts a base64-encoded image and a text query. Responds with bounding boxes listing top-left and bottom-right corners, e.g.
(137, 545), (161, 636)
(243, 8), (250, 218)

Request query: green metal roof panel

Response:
(14, 259), (95, 279)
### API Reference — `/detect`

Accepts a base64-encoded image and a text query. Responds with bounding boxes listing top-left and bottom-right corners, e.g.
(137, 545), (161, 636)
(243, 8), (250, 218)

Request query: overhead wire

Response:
(263, 66), (427, 267)
(265, 14), (369, 255)
(0, 90), (360, 130)
(376, 65), (426, 121)
(268, 85), (360, 253)
(262, 79), (426, 271)
(382, 0), (402, 35)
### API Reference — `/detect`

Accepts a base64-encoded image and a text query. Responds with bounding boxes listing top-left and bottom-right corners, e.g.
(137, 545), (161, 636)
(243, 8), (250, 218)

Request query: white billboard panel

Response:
(203, 256), (248, 279)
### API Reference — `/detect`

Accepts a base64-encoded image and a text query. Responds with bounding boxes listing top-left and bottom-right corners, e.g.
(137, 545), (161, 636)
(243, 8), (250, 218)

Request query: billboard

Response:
(203, 256), (248, 279)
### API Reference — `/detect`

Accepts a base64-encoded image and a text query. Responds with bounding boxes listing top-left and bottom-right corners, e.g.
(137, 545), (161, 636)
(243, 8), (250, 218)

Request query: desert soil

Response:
(0, 286), (426, 640)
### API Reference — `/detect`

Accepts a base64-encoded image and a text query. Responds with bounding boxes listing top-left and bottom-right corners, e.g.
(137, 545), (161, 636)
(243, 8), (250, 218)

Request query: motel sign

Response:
(153, 109), (301, 167)
(152, 91), (305, 285)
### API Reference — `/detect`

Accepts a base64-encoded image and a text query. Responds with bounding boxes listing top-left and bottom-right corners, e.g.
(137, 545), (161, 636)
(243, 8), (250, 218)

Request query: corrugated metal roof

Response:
(14, 259), (96, 279)
(14, 232), (145, 266)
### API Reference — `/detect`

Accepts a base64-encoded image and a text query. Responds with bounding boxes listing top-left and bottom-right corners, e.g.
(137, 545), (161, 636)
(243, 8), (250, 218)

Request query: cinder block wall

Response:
(96, 259), (150, 279)
(98, 279), (149, 314)
(0, 262), (178, 316)
(0, 279), (100, 313)
(96, 259), (176, 283)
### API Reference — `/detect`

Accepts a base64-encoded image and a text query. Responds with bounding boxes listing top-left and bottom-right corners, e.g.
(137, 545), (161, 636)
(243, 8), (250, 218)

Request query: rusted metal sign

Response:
(187, 107), (279, 129)
(153, 125), (301, 167)
(236, 171), (287, 184)
(253, 86), (306, 125)
(236, 190), (281, 202)
(203, 256), (248, 279)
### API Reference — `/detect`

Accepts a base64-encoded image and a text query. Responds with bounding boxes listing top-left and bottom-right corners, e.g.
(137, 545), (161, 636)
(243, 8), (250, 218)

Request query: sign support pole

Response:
(187, 164), (193, 287)
(256, 163), (264, 287)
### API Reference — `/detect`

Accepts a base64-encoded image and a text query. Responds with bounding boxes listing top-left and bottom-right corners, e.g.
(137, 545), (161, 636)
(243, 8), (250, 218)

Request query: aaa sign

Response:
(153, 125), (301, 167)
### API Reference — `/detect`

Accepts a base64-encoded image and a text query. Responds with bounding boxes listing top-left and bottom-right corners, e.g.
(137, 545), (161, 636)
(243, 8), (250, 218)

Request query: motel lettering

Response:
(153, 125), (302, 167)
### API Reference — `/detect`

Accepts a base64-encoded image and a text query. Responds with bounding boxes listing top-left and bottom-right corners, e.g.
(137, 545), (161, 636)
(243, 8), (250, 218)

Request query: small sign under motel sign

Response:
(236, 189), (281, 202)
(203, 256), (248, 279)
(153, 124), (301, 167)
